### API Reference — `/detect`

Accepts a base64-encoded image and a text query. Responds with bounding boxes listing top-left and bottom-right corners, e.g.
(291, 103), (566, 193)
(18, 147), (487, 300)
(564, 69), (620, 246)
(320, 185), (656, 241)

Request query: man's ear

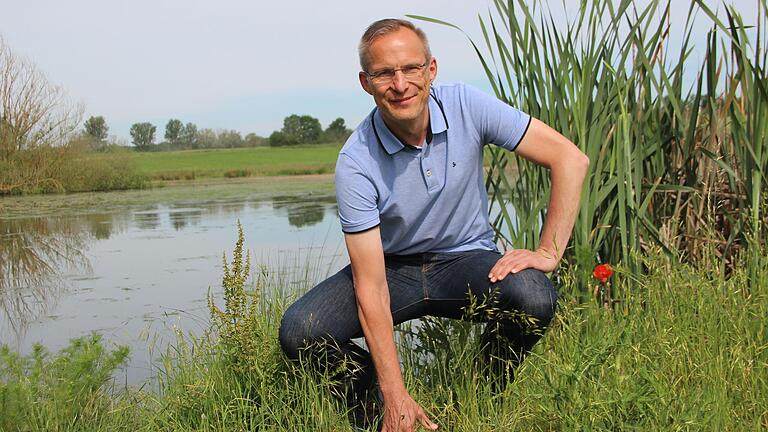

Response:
(359, 72), (374, 96)
(428, 57), (438, 83)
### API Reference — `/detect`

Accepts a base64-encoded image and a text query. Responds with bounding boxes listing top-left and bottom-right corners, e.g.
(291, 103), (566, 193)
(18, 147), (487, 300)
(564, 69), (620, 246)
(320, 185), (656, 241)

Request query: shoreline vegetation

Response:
(1, 227), (765, 431)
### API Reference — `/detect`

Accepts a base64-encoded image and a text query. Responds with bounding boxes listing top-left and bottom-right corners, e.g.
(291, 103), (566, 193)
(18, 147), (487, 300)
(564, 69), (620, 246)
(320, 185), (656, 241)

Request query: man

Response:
(280, 18), (589, 432)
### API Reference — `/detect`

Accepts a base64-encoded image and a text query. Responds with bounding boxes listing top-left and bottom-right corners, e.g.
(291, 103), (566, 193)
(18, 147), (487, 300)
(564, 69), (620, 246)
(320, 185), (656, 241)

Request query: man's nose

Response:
(391, 71), (409, 92)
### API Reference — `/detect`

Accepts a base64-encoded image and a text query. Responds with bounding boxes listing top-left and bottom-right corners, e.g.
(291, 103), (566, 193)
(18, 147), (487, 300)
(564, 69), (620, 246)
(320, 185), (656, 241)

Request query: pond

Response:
(0, 176), (345, 385)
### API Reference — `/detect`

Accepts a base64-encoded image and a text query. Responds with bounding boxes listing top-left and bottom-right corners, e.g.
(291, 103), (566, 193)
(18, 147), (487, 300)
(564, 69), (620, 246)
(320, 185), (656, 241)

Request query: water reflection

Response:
(167, 204), (203, 231)
(85, 213), (119, 240)
(133, 208), (160, 230)
(217, 201), (247, 214)
(0, 218), (92, 335)
(273, 194), (337, 228)
(1, 210), (143, 338)
(0, 191), (341, 342)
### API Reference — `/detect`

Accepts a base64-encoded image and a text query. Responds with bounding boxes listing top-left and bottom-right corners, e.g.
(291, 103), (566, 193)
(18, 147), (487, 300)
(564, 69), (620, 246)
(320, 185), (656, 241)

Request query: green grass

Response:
(129, 144), (343, 180)
(1, 229), (765, 431)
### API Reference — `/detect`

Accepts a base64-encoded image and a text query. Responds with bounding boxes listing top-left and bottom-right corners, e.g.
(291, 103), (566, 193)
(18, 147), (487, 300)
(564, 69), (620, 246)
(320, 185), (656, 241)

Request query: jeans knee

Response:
(279, 308), (306, 361)
(528, 292), (557, 328)
(505, 268), (558, 328)
(527, 270), (557, 326)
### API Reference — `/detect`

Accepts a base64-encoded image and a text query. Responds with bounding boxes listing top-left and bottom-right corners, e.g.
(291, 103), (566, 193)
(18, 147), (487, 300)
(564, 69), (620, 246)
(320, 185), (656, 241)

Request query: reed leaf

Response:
(413, 0), (767, 293)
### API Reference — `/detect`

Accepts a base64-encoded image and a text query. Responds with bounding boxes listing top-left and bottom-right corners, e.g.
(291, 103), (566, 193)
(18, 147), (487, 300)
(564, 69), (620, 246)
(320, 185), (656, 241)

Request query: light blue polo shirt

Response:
(335, 82), (531, 255)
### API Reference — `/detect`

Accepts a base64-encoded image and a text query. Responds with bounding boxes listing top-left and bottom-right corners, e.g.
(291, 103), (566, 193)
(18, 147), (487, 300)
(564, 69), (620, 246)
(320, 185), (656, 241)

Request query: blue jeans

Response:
(279, 250), (557, 395)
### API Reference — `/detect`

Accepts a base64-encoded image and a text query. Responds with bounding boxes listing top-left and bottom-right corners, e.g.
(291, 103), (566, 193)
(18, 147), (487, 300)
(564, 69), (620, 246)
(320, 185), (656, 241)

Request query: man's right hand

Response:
(344, 229), (438, 431)
(381, 391), (438, 432)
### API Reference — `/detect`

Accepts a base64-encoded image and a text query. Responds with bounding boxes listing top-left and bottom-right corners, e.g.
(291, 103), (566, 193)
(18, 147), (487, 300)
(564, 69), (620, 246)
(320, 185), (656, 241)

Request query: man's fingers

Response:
(418, 412), (439, 430)
(490, 256), (524, 279)
(489, 261), (513, 282)
(401, 413), (413, 431)
(489, 252), (541, 281)
(488, 256), (515, 280)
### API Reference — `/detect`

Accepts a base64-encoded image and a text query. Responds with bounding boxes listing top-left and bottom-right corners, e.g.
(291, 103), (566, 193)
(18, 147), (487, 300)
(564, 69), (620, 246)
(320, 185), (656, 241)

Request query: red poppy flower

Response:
(593, 264), (613, 283)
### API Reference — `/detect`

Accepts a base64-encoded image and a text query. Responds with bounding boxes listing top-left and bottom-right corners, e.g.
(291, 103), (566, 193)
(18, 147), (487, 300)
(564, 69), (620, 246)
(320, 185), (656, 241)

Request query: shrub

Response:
(0, 334), (136, 431)
(0, 145), (148, 195)
(223, 168), (253, 178)
(153, 170), (196, 181)
(268, 130), (298, 147)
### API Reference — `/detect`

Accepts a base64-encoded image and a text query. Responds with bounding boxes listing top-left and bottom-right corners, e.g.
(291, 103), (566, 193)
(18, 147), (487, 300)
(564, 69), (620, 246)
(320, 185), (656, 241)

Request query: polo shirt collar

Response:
(372, 93), (448, 155)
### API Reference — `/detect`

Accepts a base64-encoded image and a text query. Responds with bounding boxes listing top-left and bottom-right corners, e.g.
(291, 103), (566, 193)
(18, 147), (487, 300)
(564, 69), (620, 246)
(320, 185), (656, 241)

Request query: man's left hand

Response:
(488, 248), (558, 282)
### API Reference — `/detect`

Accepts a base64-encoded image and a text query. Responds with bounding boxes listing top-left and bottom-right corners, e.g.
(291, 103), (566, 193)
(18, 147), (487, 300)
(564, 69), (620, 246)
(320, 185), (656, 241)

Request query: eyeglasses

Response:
(363, 62), (428, 86)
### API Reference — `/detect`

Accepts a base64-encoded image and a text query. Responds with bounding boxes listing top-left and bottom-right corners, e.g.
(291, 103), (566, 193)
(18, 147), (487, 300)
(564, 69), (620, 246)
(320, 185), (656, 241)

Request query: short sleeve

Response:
(335, 153), (380, 233)
(462, 84), (531, 151)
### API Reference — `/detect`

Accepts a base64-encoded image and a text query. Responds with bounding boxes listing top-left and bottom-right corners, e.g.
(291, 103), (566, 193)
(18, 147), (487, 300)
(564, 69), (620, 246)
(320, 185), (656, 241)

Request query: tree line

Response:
(81, 114), (353, 152)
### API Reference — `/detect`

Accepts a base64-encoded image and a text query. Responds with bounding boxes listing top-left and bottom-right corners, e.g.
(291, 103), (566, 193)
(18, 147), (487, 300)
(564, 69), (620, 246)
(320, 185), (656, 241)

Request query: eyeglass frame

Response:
(362, 62), (430, 86)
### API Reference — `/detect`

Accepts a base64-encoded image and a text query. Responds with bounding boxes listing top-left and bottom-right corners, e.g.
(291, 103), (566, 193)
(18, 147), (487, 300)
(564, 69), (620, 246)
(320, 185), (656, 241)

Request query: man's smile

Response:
(390, 94), (417, 105)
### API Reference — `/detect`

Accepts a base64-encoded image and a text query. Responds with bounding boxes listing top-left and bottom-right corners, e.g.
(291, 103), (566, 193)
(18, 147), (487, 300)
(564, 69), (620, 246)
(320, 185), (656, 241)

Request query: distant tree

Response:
(164, 119), (183, 146)
(279, 114), (322, 145)
(244, 132), (266, 147)
(268, 130), (297, 147)
(0, 37), (82, 161)
(219, 129), (243, 148)
(0, 37), (83, 194)
(179, 122), (198, 149)
(83, 116), (109, 142)
(321, 117), (351, 143)
(130, 122), (156, 151)
(196, 128), (217, 149)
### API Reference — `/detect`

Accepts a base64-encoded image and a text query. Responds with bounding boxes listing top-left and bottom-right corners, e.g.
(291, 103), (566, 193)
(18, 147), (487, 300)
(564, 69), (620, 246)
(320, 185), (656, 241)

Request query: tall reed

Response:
(413, 0), (767, 293)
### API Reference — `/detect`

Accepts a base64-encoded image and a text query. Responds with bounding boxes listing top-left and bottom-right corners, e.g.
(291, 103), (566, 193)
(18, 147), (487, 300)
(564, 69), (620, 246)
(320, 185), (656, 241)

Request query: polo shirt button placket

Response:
(424, 167), (439, 191)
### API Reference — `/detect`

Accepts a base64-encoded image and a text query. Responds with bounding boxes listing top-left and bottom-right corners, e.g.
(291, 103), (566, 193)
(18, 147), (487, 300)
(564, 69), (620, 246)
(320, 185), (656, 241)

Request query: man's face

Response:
(359, 28), (437, 127)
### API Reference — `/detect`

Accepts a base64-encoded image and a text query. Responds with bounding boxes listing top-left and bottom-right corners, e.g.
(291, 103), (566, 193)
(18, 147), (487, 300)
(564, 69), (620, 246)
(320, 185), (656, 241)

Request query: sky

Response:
(0, 0), (758, 143)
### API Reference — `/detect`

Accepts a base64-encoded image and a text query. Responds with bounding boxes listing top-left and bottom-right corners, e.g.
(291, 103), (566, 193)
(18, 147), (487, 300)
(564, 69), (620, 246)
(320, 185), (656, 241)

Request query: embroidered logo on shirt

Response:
(452, 162), (457, 167)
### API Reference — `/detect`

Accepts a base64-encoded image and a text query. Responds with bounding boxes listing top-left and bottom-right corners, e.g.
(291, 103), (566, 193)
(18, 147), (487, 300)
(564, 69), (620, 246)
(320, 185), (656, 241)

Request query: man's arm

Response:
(489, 118), (589, 281)
(345, 228), (437, 431)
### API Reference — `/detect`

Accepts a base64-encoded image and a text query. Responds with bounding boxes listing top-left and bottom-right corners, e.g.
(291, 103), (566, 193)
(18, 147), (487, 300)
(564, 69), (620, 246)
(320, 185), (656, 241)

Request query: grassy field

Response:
(129, 144), (343, 180)
(126, 144), (511, 183)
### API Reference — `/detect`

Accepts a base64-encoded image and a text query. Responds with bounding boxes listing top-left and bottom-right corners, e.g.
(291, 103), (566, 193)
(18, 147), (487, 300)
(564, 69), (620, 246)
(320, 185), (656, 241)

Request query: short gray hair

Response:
(358, 18), (432, 72)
